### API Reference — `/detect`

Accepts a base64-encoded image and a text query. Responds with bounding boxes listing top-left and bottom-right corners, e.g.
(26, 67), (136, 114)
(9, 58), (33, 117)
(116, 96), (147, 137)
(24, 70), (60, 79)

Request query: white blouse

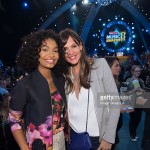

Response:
(68, 87), (99, 136)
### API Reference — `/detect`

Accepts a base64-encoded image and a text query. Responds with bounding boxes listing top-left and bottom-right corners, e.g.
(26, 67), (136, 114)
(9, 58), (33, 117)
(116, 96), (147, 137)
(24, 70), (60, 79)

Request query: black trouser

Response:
(129, 108), (142, 138)
(112, 114), (123, 150)
(89, 136), (99, 150)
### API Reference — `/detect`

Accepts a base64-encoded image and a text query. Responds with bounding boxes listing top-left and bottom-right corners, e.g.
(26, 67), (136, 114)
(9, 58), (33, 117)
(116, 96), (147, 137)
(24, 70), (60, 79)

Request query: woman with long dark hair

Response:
(59, 28), (120, 150)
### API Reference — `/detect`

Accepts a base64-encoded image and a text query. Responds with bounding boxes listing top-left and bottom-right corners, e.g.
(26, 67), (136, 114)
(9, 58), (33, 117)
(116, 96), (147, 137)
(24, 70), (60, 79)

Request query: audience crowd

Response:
(0, 53), (150, 150)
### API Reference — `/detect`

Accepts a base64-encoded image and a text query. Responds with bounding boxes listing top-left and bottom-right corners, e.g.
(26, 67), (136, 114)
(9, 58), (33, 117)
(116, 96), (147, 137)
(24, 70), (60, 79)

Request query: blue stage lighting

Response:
(23, 2), (28, 8)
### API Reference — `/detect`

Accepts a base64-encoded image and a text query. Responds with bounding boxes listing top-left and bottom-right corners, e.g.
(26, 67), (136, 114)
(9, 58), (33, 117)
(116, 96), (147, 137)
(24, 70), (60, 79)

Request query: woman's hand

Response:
(97, 139), (112, 150)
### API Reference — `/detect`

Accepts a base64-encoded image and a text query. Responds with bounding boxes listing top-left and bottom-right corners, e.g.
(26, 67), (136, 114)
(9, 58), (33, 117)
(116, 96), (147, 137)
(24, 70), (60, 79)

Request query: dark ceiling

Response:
(0, 0), (150, 66)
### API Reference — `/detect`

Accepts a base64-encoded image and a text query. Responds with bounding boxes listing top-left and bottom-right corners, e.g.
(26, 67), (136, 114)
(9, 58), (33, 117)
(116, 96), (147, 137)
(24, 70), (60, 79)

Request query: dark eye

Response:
(41, 48), (47, 51)
(73, 45), (77, 48)
(54, 49), (58, 52)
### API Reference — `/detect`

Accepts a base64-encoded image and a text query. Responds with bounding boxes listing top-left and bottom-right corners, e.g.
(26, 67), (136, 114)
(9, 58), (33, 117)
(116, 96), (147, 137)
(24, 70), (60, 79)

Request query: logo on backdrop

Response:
(101, 21), (132, 52)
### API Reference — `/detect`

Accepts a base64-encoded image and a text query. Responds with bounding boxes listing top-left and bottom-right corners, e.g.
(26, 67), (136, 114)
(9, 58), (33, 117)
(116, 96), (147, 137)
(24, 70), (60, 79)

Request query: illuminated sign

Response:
(101, 21), (132, 52)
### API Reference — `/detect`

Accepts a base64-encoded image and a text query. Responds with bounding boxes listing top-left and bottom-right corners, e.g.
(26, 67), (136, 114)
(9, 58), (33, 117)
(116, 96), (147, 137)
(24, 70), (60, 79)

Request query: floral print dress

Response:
(9, 90), (65, 150)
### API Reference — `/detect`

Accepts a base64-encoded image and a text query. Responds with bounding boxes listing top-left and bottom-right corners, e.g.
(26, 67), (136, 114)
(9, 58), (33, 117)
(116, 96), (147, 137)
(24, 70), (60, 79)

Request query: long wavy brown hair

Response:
(105, 56), (120, 89)
(59, 28), (93, 93)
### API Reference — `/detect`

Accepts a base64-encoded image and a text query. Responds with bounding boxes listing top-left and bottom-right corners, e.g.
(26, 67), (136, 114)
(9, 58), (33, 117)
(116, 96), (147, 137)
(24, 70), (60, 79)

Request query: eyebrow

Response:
(41, 45), (58, 49)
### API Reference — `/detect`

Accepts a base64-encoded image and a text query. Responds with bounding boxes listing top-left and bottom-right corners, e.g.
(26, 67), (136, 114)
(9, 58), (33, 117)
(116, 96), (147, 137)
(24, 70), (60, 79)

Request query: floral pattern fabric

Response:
(51, 91), (65, 135)
(9, 91), (65, 150)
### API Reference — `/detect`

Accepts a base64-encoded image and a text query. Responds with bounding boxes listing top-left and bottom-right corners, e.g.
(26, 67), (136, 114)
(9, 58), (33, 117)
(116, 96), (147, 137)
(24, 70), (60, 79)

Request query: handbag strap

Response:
(85, 72), (91, 132)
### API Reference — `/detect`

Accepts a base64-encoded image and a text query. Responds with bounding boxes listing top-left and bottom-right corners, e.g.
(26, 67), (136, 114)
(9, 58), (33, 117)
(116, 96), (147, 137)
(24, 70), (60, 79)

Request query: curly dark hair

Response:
(16, 29), (67, 74)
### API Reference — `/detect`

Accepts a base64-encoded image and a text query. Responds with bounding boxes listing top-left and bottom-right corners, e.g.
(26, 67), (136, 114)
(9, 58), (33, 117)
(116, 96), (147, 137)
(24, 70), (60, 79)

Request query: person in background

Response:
(145, 54), (150, 88)
(142, 107), (150, 150)
(105, 56), (122, 149)
(142, 53), (150, 150)
(0, 93), (9, 150)
(0, 79), (9, 95)
(0, 93), (19, 150)
(9, 29), (68, 150)
(105, 57), (121, 89)
(126, 65), (145, 142)
(59, 28), (120, 150)
(140, 54), (150, 88)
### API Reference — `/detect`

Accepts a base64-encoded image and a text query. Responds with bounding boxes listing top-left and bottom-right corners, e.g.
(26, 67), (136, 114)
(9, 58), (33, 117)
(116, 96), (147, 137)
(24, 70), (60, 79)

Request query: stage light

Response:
(83, 0), (89, 4)
(117, 52), (123, 56)
(23, 2), (28, 8)
(71, 4), (77, 11)
(97, 0), (117, 6)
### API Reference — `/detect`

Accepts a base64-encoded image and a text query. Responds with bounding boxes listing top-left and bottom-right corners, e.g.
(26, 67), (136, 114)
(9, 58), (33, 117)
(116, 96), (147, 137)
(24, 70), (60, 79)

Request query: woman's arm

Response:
(9, 81), (29, 149)
(12, 129), (29, 150)
(9, 109), (29, 150)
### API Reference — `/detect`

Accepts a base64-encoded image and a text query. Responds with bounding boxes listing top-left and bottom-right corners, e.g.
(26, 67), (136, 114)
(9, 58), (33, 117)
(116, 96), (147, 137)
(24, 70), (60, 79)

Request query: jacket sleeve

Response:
(100, 58), (120, 143)
(9, 82), (27, 132)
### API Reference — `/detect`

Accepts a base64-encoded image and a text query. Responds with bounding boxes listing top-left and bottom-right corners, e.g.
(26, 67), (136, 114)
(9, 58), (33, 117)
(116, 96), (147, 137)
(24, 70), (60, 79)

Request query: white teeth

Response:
(46, 60), (54, 63)
(69, 56), (76, 60)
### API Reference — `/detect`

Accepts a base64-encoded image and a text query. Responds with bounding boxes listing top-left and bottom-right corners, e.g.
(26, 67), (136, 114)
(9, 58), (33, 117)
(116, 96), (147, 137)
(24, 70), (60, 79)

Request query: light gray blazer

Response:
(67, 58), (120, 144)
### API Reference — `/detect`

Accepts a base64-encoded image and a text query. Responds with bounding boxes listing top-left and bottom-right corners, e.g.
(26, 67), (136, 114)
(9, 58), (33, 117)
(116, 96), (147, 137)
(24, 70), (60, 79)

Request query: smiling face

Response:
(132, 67), (141, 78)
(111, 60), (121, 76)
(38, 38), (59, 71)
(63, 36), (82, 66)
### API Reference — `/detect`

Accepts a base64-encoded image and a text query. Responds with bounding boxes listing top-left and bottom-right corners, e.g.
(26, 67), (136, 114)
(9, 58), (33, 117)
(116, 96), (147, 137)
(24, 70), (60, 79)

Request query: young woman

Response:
(105, 56), (125, 149)
(9, 29), (68, 150)
(105, 57), (121, 88)
(126, 65), (145, 141)
(59, 28), (120, 150)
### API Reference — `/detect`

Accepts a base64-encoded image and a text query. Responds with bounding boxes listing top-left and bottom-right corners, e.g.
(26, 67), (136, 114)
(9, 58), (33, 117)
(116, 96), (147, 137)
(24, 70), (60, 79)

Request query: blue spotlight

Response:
(23, 2), (28, 8)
